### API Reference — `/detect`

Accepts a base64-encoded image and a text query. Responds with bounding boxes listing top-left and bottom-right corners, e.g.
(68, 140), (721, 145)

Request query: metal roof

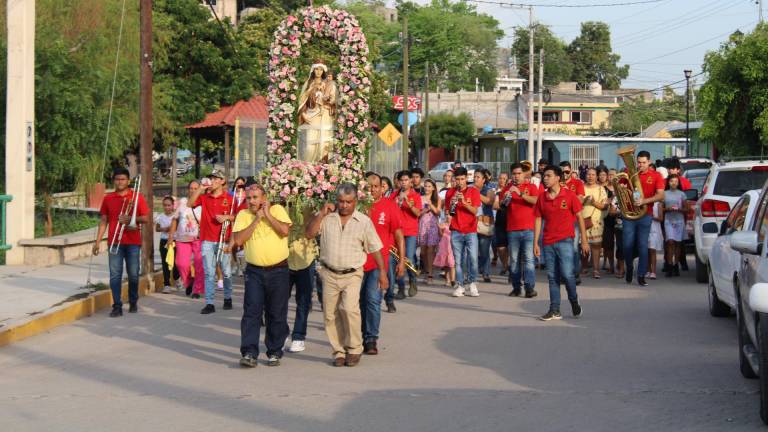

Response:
(185, 95), (268, 130)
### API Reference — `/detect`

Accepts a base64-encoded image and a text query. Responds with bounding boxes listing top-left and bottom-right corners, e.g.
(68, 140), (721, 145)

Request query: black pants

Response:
(241, 264), (290, 358)
(159, 239), (180, 287)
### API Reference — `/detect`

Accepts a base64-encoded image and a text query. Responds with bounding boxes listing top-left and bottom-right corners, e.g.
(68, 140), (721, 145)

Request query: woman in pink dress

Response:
(418, 179), (441, 284)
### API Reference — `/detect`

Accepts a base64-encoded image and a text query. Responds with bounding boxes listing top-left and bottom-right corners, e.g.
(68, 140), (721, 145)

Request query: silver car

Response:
(428, 162), (453, 181)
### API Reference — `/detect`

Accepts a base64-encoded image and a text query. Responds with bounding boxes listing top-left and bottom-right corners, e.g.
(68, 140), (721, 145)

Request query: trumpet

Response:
(389, 246), (418, 274)
(109, 175), (142, 255)
(215, 188), (242, 263)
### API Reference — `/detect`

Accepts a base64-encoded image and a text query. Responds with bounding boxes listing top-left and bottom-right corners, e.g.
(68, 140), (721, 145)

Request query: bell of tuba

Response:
(611, 146), (646, 220)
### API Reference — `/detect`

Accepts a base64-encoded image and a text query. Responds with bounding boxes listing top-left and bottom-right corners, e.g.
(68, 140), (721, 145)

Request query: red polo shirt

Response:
(565, 177), (585, 196)
(390, 189), (421, 236)
(679, 176), (692, 191)
(445, 186), (482, 234)
(534, 187), (583, 246)
(100, 189), (149, 246)
(502, 182), (539, 231)
(193, 192), (246, 242)
(364, 198), (401, 272)
(638, 169), (666, 216)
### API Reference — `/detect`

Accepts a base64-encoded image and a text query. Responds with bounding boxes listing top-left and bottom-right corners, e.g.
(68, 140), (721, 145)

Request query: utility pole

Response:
(527, 6), (535, 163)
(760, 0), (764, 23)
(537, 48), (544, 164)
(402, 16), (410, 170)
(424, 60), (430, 171)
(140, 0), (154, 275)
(684, 69), (692, 157)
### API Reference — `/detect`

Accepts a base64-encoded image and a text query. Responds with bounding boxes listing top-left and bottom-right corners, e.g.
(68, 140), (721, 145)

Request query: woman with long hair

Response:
(381, 176), (393, 198)
(418, 179), (441, 284)
(598, 168), (616, 274)
(582, 168), (608, 278)
(661, 174), (687, 277)
(474, 169), (496, 283)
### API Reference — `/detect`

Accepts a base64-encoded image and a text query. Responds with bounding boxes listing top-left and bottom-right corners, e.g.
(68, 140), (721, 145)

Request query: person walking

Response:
(534, 165), (589, 321)
(662, 174), (687, 277)
(598, 168), (616, 274)
(92, 167), (150, 317)
(494, 172), (510, 276)
(392, 171), (422, 298)
(582, 168), (608, 278)
(168, 181), (205, 298)
(499, 163), (539, 298)
(666, 159), (691, 271)
(418, 179), (440, 284)
(285, 208), (318, 354)
(305, 183), (388, 367)
(474, 169), (495, 283)
(232, 184), (292, 367)
(155, 196), (180, 293)
(445, 167), (481, 298)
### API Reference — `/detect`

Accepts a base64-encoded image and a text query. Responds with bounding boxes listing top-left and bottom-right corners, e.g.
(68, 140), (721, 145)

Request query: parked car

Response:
(680, 157), (714, 173)
(428, 161), (453, 181)
(707, 190), (761, 317)
(465, 162), (485, 182)
(729, 179), (768, 424)
(693, 161), (768, 283)
(684, 168), (709, 193)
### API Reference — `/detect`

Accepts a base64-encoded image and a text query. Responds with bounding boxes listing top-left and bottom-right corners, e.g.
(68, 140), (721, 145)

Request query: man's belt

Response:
(248, 259), (288, 270)
(320, 261), (357, 275)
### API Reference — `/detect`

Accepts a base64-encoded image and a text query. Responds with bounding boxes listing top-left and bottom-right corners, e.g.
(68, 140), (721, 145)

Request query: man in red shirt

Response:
(93, 168), (150, 317)
(622, 150), (666, 286)
(445, 167), (482, 298)
(361, 173), (406, 355)
(534, 165), (589, 321)
(188, 169), (245, 314)
(560, 161), (586, 285)
(498, 163), (539, 298)
(391, 170), (422, 299)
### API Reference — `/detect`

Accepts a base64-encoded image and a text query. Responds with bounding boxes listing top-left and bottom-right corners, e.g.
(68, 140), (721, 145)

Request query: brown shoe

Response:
(363, 341), (378, 355)
(345, 353), (362, 367)
(333, 357), (346, 367)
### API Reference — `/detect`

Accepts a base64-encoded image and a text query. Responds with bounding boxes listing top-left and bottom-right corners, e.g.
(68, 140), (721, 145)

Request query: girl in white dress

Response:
(647, 201), (664, 279)
(661, 175), (687, 277)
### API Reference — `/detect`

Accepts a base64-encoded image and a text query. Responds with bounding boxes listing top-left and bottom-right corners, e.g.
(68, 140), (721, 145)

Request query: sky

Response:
(404, 0), (763, 90)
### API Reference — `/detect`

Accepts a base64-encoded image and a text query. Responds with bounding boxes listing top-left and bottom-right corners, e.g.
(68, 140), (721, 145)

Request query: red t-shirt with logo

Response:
(390, 189), (422, 236)
(364, 198), (401, 272)
(100, 189), (149, 246)
(502, 182), (540, 231)
(534, 187), (583, 246)
(445, 186), (482, 234)
(679, 176), (691, 191)
(193, 192), (246, 242)
(638, 169), (666, 216)
(565, 177), (585, 196)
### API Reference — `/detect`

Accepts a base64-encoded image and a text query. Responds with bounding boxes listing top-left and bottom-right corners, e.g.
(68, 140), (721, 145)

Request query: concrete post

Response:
(5, 0), (36, 265)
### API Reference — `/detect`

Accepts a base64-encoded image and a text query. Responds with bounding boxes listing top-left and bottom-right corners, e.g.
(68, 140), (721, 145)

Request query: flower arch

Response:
(265, 6), (372, 208)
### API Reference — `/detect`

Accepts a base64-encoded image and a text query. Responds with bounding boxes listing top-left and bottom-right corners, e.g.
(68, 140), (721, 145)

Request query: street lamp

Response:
(684, 69), (692, 157)
(515, 87), (521, 143)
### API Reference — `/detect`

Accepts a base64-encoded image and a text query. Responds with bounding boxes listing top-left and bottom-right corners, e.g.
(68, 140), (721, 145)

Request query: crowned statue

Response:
(297, 61), (338, 163)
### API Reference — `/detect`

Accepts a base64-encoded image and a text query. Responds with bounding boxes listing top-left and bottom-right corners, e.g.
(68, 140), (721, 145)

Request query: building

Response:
(201, 0), (238, 25)
(373, 5), (398, 23)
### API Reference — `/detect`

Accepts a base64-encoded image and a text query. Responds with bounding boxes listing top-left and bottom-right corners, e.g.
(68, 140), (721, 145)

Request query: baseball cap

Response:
(208, 169), (225, 180)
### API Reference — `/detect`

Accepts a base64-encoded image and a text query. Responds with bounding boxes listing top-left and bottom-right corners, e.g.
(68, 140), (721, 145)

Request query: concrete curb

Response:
(0, 272), (163, 347)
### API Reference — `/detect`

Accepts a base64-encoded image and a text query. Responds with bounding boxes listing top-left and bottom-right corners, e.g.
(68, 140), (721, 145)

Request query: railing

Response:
(0, 195), (12, 251)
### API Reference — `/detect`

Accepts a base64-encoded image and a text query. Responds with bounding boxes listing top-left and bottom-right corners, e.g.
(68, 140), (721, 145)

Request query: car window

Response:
(713, 171), (768, 197)
(727, 196), (749, 233)
(756, 193), (768, 243)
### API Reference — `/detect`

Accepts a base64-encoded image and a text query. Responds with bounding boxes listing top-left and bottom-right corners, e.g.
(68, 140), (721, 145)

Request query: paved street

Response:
(0, 265), (762, 431)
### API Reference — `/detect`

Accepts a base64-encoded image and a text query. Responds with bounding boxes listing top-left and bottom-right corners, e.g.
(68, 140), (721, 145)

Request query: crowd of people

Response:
(93, 149), (692, 366)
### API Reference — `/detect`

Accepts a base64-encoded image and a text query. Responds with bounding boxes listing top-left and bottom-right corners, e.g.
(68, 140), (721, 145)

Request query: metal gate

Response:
(569, 144), (599, 167)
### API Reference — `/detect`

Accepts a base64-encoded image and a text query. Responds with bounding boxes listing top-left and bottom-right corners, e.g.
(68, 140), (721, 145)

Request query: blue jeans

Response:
(451, 231), (478, 285)
(396, 235), (417, 287)
(508, 230), (535, 292)
(478, 234), (493, 277)
(201, 240), (233, 305)
(622, 214), (652, 279)
(360, 269), (382, 341)
(543, 239), (578, 311)
(108, 244), (140, 308)
(386, 253), (396, 302)
(241, 264), (290, 358)
(289, 261), (315, 341)
(573, 224), (581, 278)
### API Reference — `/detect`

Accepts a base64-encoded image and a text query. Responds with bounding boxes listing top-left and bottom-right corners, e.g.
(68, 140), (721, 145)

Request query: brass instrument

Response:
(389, 246), (418, 274)
(612, 145), (647, 220)
(215, 188), (242, 263)
(109, 175), (142, 255)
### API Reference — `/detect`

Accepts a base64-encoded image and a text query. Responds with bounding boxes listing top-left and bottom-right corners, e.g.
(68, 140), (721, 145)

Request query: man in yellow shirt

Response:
(232, 184), (292, 367)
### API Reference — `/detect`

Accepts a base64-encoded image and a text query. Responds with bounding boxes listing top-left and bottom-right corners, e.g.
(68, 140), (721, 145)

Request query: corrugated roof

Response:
(185, 95), (268, 129)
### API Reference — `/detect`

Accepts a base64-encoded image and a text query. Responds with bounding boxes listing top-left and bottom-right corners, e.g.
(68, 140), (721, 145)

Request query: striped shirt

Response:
(318, 210), (383, 270)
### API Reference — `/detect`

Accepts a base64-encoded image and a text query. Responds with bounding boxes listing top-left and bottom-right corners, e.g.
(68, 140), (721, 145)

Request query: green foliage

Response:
(414, 112), (475, 151)
(512, 25), (572, 87)
(610, 96), (686, 133)
(699, 25), (768, 157)
(34, 208), (100, 239)
(567, 22), (629, 90)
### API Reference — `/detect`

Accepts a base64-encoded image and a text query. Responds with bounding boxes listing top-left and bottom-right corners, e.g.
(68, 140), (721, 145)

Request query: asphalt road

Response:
(0, 263), (763, 431)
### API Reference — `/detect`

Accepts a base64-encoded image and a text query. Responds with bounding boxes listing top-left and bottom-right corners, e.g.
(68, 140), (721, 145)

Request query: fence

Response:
(233, 118), (268, 178)
(0, 195), (13, 250)
(569, 144), (600, 168)
(367, 135), (403, 178)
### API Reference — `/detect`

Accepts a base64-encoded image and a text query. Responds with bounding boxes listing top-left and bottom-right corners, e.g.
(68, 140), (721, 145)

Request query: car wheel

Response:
(708, 267), (731, 317)
(738, 291), (759, 379)
(695, 252), (708, 283)
(760, 314), (768, 425)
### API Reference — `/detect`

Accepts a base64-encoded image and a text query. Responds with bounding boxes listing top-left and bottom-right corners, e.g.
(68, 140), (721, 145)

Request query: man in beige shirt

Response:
(306, 183), (388, 367)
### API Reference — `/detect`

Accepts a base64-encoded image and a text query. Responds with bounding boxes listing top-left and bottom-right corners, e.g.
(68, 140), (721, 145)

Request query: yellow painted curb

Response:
(0, 272), (163, 347)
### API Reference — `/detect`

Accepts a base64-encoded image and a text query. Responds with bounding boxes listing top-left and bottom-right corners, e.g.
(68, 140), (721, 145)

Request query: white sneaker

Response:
(287, 340), (305, 353)
(162, 285), (173, 294)
(175, 281), (183, 291)
(452, 285), (465, 297)
(468, 282), (480, 297)
(217, 279), (224, 290)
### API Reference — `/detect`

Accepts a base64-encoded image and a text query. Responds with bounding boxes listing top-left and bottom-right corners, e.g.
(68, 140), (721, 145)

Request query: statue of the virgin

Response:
(297, 62), (337, 163)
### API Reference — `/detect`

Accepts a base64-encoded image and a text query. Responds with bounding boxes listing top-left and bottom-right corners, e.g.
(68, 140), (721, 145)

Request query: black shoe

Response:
(385, 301), (396, 313)
(223, 298), (233, 310)
(408, 280), (418, 297)
(185, 285), (193, 296)
(363, 341), (379, 355)
(570, 300), (582, 318)
(680, 260), (689, 271)
(525, 290), (538, 298)
(500, 269), (508, 276)
(672, 265), (680, 277)
(240, 353), (257, 368)
(191, 293), (201, 299)
(483, 276), (492, 283)
(267, 355), (281, 366)
(539, 310), (562, 321)
(109, 305), (123, 317)
(508, 289), (522, 297)
(625, 268), (634, 284)
(662, 263), (670, 273)
(201, 304), (216, 314)
(128, 303), (138, 313)
(638, 277), (648, 287)
(394, 287), (406, 300)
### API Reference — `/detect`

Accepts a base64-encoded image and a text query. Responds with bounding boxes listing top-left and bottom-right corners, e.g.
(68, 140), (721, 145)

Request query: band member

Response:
(623, 150), (665, 286)
(232, 184), (292, 367)
(306, 183), (388, 367)
(560, 161), (586, 284)
(445, 167), (481, 298)
(391, 170), (422, 299)
(534, 166), (589, 321)
(493, 172), (510, 277)
(499, 163), (539, 298)
(93, 167), (150, 317)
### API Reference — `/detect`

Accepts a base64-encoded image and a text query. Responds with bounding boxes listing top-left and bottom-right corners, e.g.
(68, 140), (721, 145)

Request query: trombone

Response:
(389, 246), (418, 274)
(215, 188), (242, 263)
(109, 175), (142, 255)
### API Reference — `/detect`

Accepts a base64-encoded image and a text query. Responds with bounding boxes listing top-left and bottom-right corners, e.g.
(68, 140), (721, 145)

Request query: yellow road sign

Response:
(378, 123), (402, 147)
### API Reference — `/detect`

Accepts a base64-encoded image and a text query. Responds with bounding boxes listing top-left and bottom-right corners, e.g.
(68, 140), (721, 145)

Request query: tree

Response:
(414, 112), (475, 151)
(609, 97), (686, 133)
(699, 25), (768, 157)
(567, 21), (628, 90)
(511, 25), (572, 88)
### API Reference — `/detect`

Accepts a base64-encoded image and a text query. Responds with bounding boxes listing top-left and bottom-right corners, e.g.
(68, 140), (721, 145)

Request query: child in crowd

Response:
(156, 196), (180, 294)
(647, 201), (664, 280)
(433, 218), (455, 288)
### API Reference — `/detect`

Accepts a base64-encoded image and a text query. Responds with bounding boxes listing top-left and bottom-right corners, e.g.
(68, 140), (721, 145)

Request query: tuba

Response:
(612, 146), (647, 220)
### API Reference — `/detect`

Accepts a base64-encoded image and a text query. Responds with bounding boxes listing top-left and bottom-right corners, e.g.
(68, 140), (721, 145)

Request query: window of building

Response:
(571, 111), (592, 124)
(569, 144), (599, 168)
(533, 111), (560, 123)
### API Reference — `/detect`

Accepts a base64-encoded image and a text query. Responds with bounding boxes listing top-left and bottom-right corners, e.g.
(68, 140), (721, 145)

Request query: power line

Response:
(467, 0), (664, 7)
